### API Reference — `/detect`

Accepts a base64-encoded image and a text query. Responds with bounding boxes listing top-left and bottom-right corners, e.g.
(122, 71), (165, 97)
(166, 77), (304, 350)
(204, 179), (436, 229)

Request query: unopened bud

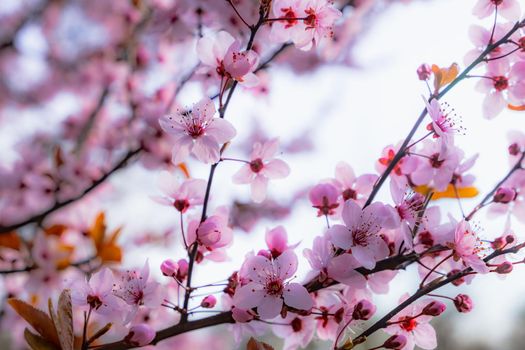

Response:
(352, 300), (376, 321)
(493, 187), (516, 203)
(448, 269), (465, 286)
(505, 234), (515, 244)
(508, 142), (520, 156)
(200, 295), (217, 308)
(160, 259), (178, 277)
(176, 259), (189, 281)
(124, 324), (155, 346)
(491, 237), (505, 250)
(422, 300), (447, 316)
(454, 294), (473, 313)
(495, 261), (513, 274)
(384, 334), (408, 349)
(417, 63), (432, 80)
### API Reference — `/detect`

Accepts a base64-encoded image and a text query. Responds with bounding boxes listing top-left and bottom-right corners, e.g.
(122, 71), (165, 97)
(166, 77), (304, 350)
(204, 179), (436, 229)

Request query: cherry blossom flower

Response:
(327, 200), (392, 269)
(475, 61), (525, 119)
(447, 220), (489, 274)
(71, 267), (123, 316)
(197, 31), (259, 85)
(233, 250), (313, 319)
(472, 0), (521, 21)
(376, 143), (418, 187)
(332, 161), (377, 205)
(152, 171), (206, 213)
(424, 98), (464, 150)
(232, 138), (290, 203)
(272, 313), (316, 350)
(309, 182), (340, 216)
(159, 97), (236, 164)
(464, 23), (516, 65)
(265, 225), (299, 258)
(385, 296), (438, 350)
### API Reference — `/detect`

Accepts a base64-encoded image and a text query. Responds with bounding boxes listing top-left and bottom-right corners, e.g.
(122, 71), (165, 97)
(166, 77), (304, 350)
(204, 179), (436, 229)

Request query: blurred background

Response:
(1, 0), (524, 349)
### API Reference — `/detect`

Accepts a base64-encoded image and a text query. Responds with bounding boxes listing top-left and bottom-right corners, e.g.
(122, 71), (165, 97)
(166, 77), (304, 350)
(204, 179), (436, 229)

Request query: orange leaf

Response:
(247, 337), (274, 350)
(8, 299), (60, 347)
(0, 231), (21, 250)
(44, 224), (68, 237)
(432, 63), (459, 92)
(414, 184), (478, 200)
(98, 243), (122, 263)
(178, 163), (190, 178)
(89, 212), (106, 248)
(508, 104), (525, 111)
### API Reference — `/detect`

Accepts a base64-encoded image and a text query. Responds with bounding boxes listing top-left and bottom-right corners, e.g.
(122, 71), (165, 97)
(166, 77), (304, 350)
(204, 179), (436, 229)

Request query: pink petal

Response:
(275, 250), (298, 280)
(413, 323), (437, 349)
(192, 135), (220, 163)
(251, 175), (268, 203)
(207, 118), (236, 144)
(171, 135), (193, 164)
(232, 164), (254, 184)
(283, 283), (313, 311)
(327, 224), (351, 250)
(351, 245), (376, 270)
(196, 36), (218, 67)
(233, 283), (265, 309)
(263, 159), (290, 179)
(341, 200), (362, 228)
(258, 295), (283, 319)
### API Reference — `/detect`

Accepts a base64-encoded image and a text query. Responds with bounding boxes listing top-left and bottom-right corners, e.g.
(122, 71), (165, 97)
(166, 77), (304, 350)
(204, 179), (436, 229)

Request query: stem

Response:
(226, 0), (252, 29)
(82, 307), (93, 350)
(419, 252), (453, 287)
(334, 317), (353, 350)
(180, 212), (188, 250)
(465, 151), (524, 221)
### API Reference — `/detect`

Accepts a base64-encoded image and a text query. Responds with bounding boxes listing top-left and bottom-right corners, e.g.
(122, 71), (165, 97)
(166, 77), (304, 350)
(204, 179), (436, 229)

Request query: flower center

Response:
(490, 0), (503, 5)
(352, 228), (369, 246)
(291, 317), (303, 332)
(493, 76), (508, 91)
(266, 279), (284, 296)
(342, 188), (357, 201)
(399, 316), (418, 332)
(174, 199), (190, 213)
(304, 8), (317, 29)
(429, 153), (444, 168)
(280, 7), (298, 28)
(250, 158), (264, 173)
(87, 294), (103, 310)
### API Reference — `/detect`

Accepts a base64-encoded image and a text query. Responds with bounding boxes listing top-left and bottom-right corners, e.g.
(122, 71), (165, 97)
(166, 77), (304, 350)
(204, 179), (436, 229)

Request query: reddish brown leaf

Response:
(246, 337), (274, 350)
(8, 299), (60, 347)
(24, 328), (59, 350)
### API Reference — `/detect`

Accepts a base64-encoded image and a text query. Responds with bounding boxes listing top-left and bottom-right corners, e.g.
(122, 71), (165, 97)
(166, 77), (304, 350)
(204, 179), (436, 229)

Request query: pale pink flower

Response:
(159, 97), (236, 164)
(113, 261), (161, 322)
(152, 170), (206, 213)
(385, 295), (438, 350)
(71, 267), (123, 316)
(423, 98), (464, 150)
(376, 143), (418, 187)
(272, 313), (316, 350)
(197, 31), (259, 85)
(125, 323), (156, 346)
(472, 0), (521, 21)
(475, 61), (525, 119)
(410, 140), (461, 191)
(309, 182), (340, 216)
(464, 23), (516, 65)
(333, 161), (377, 205)
(327, 200), (391, 269)
(448, 220), (489, 274)
(233, 250), (313, 319)
(232, 138), (290, 203)
(298, 0), (342, 50)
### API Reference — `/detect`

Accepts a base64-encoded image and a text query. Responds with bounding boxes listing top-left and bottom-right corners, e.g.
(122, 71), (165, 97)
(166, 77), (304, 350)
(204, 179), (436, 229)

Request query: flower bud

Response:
(454, 294), (473, 313)
(422, 300), (447, 316)
(508, 142), (521, 156)
(505, 234), (515, 244)
(447, 269), (465, 286)
(160, 259), (178, 277)
(491, 237), (505, 250)
(176, 259), (189, 281)
(493, 187), (516, 203)
(201, 295), (217, 308)
(495, 261), (513, 274)
(124, 324), (155, 346)
(384, 334), (408, 349)
(417, 63), (432, 80)
(352, 300), (376, 320)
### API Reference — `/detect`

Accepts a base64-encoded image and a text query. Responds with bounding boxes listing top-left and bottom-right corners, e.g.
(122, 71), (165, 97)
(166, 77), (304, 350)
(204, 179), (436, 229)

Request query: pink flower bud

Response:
(125, 324), (156, 346)
(493, 187), (516, 203)
(308, 183), (340, 216)
(176, 259), (189, 281)
(417, 63), (432, 80)
(160, 259), (178, 277)
(422, 300), (447, 316)
(352, 300), (376, 320)
(505, 234), (515, 244)
(384, 334), (408, 349)
(508, 142), (521, 156)
(201, 295), (217, 308)
(454, 294), (473, 313)
(491, 237), (505, 250)
(448, 269), (465, 286)
(495, 261), (513, 274)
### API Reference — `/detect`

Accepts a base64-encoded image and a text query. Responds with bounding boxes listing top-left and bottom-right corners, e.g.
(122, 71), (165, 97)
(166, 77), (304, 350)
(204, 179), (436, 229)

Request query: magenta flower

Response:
(424, 98), (463, 149)
(159, 97), (236, 164)
(309, 182), (340, 216)
(327, 200), (391, 269)
(233, 250), (313, 319)
(265, 225), (299, 258)
(197, 31), (259, 85)
(152, 170), (206, 213)
(232, 138), (290, 203)
(71, 268), (123, 316)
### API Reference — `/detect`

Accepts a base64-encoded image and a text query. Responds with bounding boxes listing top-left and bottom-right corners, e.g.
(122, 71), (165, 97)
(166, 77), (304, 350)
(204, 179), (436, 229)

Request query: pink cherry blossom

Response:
(447, 220), (489, 274)
(424, 98), (464, 150)
(197, 31), (259, 85)
(232, 138), (290, 203)
(385, 296), (438, 350)
(376, 143), (418, 187)
(159, 97), (236, 164)
(333, 161), (377, 205)
(327, 200), (391, 269)
(71, 267), (123, 316)
(472, 0), (521, 21)
(233, 250), (313, 319)
(265, 225), (299, 258)
(309, 182), (340, 216)
(475, 61), (525, 119)
(152, 170), (206, 213)
(272, 313), (316, 350)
